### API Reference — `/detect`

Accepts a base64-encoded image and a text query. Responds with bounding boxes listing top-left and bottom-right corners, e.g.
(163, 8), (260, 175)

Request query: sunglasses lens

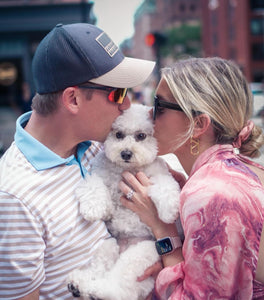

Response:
(153, 97), (158, 120)
(108, 88), (127, 104)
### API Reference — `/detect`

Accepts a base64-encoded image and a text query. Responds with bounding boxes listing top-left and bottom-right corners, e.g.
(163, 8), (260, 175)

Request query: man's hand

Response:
(137, 261), (163, 300)
(137, 261), (163, 282)
(18, 288), (39, 300)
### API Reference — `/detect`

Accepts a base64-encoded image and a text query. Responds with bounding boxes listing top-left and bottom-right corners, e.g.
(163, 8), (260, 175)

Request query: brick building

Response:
(129, 0), (201, 62)
(202, 0), (264, 82)
(127, 0), (263, 84)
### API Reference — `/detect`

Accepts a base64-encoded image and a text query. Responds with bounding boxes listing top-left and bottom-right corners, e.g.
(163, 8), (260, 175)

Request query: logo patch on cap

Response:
(96, 32), (119, 57)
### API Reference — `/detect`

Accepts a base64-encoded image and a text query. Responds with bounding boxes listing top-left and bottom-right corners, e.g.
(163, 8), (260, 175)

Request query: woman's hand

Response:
(119, 171), (160, 230)
(119, 171), (180, 238)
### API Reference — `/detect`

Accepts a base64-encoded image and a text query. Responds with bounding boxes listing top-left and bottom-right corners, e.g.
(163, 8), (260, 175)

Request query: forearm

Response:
(119, 171), (184, 267)
(152, 219), (183, 267)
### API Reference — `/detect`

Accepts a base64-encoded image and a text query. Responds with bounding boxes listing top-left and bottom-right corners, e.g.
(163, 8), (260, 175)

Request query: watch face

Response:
(155, 238), (173, 255)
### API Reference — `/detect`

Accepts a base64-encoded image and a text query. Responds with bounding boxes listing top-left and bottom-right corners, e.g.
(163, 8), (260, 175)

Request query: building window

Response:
(251, 18), (264, 36)
(228, 26), (236, 40)
(228, 3), (235, 19)
(229, 47), (237, 60)
(212, 33), (218, 46)
(252, 43), (264, 61)
(190, 4), (196, 12)
(253, 71), (264, 83)
(211, 11), (218, 27)
(250, 0), (264, 10)
(179, 3), (185, 12)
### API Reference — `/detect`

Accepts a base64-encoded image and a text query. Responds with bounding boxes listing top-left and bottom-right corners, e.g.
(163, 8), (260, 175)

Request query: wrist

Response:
(155, 236), (182, 256)
(152, 220), (179, 240)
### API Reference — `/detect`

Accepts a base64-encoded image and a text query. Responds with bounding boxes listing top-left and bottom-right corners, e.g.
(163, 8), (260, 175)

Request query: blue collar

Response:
(15, 112), (91, 176)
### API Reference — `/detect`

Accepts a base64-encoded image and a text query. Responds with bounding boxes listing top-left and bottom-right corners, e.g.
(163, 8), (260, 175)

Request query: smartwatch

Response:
(155, 236), (182, 256)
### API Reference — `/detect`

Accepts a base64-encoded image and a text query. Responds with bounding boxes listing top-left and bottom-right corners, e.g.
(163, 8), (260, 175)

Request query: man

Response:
(0, 23), (155, 299)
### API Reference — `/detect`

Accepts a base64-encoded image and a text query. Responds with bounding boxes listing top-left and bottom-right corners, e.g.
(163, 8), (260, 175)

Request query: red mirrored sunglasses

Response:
(77, 85), (128, 104)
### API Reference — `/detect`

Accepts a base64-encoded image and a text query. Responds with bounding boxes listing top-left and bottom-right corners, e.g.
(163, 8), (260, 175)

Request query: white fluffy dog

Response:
(68, 104), (181, 300)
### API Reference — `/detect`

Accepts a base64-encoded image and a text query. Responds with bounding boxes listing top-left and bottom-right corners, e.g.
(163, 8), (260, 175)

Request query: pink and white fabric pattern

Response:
(156, 144), (264, 299)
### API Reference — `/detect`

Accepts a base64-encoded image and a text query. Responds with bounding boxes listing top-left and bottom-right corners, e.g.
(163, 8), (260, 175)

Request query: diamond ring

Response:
(126, 189), (134, 200)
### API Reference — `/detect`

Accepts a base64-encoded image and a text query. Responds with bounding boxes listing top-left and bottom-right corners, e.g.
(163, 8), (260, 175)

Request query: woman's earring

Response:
(190, 136), (200, 155)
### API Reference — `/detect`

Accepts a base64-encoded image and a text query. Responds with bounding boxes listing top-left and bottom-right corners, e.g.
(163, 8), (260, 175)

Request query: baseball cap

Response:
(32, 23), (156, 94)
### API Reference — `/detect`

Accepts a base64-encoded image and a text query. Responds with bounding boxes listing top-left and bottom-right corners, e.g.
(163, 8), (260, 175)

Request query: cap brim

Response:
(89, 57), (156, 88)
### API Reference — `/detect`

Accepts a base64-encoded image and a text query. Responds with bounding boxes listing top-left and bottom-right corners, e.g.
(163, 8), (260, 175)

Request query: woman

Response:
(119, 57), (264, 299)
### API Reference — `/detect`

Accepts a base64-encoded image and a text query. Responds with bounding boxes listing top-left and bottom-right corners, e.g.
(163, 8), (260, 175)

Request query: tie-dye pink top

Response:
(156, 144), (264, 300)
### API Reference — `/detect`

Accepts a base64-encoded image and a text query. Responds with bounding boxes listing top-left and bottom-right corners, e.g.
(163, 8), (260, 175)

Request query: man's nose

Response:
(118, 95), (131, 111)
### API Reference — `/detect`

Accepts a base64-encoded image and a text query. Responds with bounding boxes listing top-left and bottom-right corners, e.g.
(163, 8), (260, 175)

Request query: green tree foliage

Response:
(161, 23), (202, 58)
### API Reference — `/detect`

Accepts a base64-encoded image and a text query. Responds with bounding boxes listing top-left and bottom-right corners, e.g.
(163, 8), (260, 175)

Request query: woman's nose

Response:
(149, 107), (154, 121)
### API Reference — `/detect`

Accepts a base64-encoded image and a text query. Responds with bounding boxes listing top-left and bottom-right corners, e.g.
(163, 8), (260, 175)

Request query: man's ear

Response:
(61, 87), (80, 114)
(192, 114), (211, 138)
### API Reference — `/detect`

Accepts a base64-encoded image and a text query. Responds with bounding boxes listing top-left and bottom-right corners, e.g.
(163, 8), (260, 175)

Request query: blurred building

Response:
(202, 0), (264, 83)
(122, 0), (201, 83)
(0, 0), (95, 109)
(125, 0), (264, 84)
(128, 0), (201, 61)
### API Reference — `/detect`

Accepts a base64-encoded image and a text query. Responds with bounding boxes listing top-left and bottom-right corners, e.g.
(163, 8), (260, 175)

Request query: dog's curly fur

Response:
(68, 104), (181, 300)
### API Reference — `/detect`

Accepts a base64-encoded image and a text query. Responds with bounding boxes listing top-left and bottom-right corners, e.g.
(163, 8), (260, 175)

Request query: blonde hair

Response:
(162, 57), (264, 158)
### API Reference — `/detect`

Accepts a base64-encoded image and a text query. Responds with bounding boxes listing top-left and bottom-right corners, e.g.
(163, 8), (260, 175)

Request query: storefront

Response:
(0, 1), (95, 109)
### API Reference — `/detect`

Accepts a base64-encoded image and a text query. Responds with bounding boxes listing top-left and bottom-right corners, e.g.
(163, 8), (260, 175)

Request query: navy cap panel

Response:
(63, 24), (124, 77)
(32, 29), (56, 94)
(48, 26), (97, 91)
(32, 23), (124, 94)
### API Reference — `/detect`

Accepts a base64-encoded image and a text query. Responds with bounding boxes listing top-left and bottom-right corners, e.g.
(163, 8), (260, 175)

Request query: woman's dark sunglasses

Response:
(153, 96), (183, 120)
(78, 85), (128, 104)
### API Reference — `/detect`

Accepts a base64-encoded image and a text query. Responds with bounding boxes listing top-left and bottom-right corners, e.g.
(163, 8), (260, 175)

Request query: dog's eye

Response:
(135, 133), (146, 141)
(116, 131), (125, 139)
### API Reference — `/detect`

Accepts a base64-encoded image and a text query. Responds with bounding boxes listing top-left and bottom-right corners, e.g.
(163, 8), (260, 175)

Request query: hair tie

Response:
(232, 120), (254, 149)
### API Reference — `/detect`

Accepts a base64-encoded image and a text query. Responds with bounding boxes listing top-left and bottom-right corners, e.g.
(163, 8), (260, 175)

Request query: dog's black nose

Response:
(121, 150), (133, 161)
